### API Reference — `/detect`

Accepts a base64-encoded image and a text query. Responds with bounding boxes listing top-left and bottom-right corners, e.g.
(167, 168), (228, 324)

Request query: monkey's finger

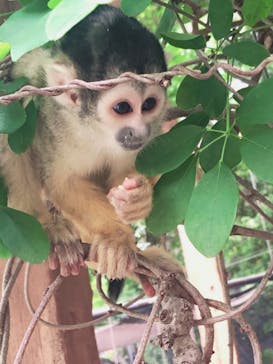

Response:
(106, 246), (119, 278)
(60, 266), (69, 276)
(70, 263), (81, 276)
(115, 247), (129, 279)
(107, 188), (128, 203)
(48, 248), (71, 276)
(54, 241), (84, 276)
(89, 243), (98, 263)
(138, 275), (156, 297)
(108, 175), (151, 204)
(97, 245), (108, 277)
(118, 198), (151, 215)
(109, 186), (148, 205)
(122, 176), (144, 190)
(126, 254), (137, 272)
(116, 201), (152, 224)
(48, 252), (59, 270)
(70, 254), (85, 276)
(57, 243), (75, 266)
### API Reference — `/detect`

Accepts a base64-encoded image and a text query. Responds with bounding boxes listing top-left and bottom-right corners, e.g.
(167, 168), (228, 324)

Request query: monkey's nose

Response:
(116, 127), (147, 150)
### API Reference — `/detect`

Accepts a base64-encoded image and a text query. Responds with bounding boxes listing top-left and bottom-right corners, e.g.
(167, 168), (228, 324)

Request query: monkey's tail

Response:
(107, 278), (125, 302)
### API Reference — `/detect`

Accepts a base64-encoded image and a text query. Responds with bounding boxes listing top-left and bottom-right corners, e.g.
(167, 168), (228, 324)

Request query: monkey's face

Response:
(96, 82), (167, 151)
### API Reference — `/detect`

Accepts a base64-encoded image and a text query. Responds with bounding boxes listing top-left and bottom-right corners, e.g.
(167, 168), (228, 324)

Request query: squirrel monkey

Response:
(0, 5), (181, 283)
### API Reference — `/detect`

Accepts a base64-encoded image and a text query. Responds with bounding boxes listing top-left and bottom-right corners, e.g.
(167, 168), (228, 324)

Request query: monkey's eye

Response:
(113, 101), (132, 115)
(142, 97), (157, 112)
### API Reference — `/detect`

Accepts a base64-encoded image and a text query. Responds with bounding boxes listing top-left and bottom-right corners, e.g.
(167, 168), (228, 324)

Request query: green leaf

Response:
(0, 0), (51, 61)
(241, 126), (273, 183)
(242, 0), (273, 26)
(155, 7), (176, 38)
(0, 42), (10, 61)
(0, 176), (8, 207)
(176, 76), (200, 110)
(8, 101), (37, 154)
(161, 31), (206, 49)
(136, 125), (203, 175)
(263, 320), (273, 335)
(46, 0), (110, 40)
(209, 0), (233, 40)
(237, 78), (273, 129)
(0, 102), (26, 134)
(223, 41), (270, 67)
(0, 207), (50, 263)
(199, 76), (228, 118)
(185, 163), (239, 256)
(263, 349), (273, 364)
(47, 0), (62, 9)
(176, 74), (227, 118)
(121, 0), (151, 16)
(263, 348), (273, 364)
(200, 120), (241, 171)
(0, 239), (12, 259)
(18, 0), (34, 5)
(0, 77), (28, 95)
(181, 112), (210, 128)
(147, 157), (197, 235)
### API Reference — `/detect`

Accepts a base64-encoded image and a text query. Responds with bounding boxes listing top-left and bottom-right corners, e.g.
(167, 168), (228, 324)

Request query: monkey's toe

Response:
(89, 241), (136, 279)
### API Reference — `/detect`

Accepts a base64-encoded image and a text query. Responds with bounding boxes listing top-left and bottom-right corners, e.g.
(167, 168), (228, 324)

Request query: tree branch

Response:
(152, 0), (208, 27)
(0, 258), (23, 349)
(163, 105), (203, 121)
(236, 174), (273, 211)
(133, 291), (164, 364)
(240, 190), (273, 226)
(96, 274), (149, 322)
(2, 56), (273, 104)
(231, 224), (273, 241)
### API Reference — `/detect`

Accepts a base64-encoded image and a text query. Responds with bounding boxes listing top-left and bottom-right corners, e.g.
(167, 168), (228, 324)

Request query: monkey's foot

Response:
(44, 218), (85, 276)
(107, 174), (152, 223)
(89, 235), (137, 279)
(49, 240), (85, 276)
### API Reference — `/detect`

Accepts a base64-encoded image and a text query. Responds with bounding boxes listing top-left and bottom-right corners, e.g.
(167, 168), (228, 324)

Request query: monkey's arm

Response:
(47, 175), (136, 279)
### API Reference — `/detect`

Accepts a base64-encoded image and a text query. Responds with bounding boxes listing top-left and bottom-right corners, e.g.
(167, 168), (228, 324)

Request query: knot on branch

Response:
(152, 296), (202, 363)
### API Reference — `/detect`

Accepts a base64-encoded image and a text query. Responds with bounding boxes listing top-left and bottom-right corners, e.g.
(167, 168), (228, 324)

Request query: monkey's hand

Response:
(44, 217), (85, 277)
(107, 175), (153, 224)
(88, 226), (137, 280)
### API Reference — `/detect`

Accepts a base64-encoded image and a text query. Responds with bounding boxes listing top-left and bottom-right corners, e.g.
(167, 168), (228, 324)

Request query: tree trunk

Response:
(178, 225), (239, 364)
(0, 261), (100, 364)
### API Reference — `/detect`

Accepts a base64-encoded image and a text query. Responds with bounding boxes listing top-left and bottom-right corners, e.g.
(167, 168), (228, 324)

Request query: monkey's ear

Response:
(45, 63), (80, 107)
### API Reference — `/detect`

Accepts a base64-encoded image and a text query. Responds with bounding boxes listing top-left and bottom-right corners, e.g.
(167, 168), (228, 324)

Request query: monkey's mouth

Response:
(120, 141), (144, 150)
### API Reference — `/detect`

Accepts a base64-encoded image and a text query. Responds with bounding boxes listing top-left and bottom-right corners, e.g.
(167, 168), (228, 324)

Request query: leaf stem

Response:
(206, 128), (226, 134)
(198, 134), (225, 153)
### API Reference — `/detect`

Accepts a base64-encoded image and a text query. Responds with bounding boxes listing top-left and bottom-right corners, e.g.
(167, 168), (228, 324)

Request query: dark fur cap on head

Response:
(59, 5), (167, 81)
